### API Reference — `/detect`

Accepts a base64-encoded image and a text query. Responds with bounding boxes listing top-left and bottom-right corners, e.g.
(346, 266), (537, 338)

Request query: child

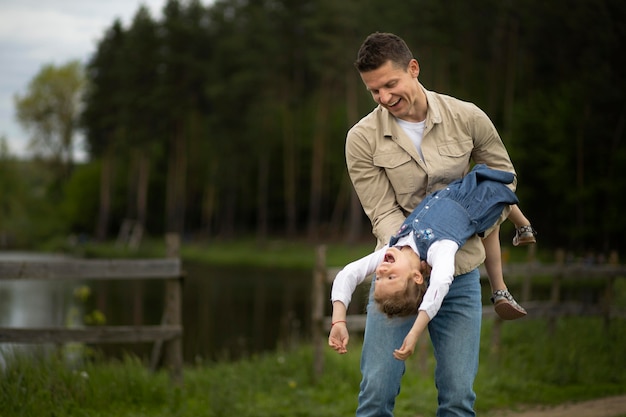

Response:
(329, 164), (533, 360)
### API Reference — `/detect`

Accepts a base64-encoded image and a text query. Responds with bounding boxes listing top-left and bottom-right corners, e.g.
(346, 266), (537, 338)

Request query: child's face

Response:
(374, 246), (423, 300)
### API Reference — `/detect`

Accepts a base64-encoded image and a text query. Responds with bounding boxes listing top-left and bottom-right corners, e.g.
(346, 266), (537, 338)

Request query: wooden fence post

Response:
(312, 245), (327, 381)
(164, 233), (183, 386)
(603, 251), (619, 329)
(552, 250), (564, 305)
(548, 249), (565, 333)
(521, 244), (536, 302)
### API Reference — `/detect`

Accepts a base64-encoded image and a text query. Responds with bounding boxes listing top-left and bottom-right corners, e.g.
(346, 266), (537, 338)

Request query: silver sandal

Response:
(513, 225), (537, 246)
(491, 289), (527, 320)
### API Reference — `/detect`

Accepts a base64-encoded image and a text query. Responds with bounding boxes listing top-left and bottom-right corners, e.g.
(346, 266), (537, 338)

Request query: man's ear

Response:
(409, 58), (420, 78)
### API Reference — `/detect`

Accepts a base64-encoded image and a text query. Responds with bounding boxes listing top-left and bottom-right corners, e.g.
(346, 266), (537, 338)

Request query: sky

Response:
(0, 0), (174, 159)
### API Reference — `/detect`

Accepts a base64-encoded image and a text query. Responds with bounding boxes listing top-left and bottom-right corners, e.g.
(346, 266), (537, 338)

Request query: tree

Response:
(14, 60), (84, 181)
(0, 136), (23, 247)
(121, 5), (163, 246)
(160, 0), (213, 236)
(81, 20), (127, 240)
(64, 0), (624, 252)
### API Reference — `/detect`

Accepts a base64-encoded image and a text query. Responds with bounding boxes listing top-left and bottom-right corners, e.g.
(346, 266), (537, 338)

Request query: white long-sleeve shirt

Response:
(330, 232), (459, 319)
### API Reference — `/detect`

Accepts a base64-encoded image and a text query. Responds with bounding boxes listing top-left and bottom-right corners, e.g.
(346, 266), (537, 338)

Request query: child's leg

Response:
(508, 204), (537, 246)
(482, 226), (527, 320)
(481, 226), (506, 293)
(508, 204), (531, 228)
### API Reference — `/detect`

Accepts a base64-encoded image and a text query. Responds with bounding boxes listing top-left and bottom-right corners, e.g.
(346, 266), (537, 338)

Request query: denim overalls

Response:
(389, 164), (519, 259)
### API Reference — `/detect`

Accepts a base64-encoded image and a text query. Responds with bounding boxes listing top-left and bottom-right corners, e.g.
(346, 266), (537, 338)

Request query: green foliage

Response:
(4, 0), (626, 252)
(1, 317), (625, 416)
(182, 348), (360, 417)
(180, 238), (374, 269)
(0, 149), (29, 245)
(476, 317), (626, 408)
(14, 60), (84, 173)
(65, 237), (376, 268)
(0, 155), (71, 248)
(61, 162), (101, 233)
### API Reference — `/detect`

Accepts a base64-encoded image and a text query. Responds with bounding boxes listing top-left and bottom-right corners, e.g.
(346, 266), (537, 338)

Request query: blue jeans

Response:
(356, 268), (482, 417)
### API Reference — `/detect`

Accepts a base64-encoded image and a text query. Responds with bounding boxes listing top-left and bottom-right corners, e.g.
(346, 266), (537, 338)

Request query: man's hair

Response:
(354, 32), (414, 72)
(374, 278), (427, 317)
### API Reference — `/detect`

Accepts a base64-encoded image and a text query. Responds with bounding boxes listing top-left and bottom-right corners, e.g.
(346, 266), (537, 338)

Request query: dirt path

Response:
(485, 395), (626, 417)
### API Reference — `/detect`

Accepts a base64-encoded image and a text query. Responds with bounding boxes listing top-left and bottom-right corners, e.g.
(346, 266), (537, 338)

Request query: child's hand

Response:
(393, 330), (419, 361)
(393, 310), (429, 361)
(328, 322), (349, 354)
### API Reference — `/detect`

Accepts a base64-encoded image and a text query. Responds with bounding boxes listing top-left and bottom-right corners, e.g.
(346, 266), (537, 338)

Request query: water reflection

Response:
(90, 264), (318, 362)
(0, 253), (78, 366)
(0, 256), (370, 363)
(0, 253), (75, 330)
(183, 264), (312, 361)
(0, 280), (73, 328)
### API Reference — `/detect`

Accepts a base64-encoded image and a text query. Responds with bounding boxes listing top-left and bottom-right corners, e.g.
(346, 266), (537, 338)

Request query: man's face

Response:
(373, 246), (421, 300)
(360, 59), (422, 122)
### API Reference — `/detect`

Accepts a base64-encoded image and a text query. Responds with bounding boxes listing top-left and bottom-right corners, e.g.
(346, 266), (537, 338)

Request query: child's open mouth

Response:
(384, 252), (396, 263)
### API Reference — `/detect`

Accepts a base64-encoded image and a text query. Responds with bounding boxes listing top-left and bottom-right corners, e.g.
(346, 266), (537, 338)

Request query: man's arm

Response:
(346, 128), (407, 246)
(468, 105), (517, 190)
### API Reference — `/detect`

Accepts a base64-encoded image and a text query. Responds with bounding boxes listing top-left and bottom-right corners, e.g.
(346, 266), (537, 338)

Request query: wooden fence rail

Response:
(311, 245), (626, 378)
(0, 253), (184, 386)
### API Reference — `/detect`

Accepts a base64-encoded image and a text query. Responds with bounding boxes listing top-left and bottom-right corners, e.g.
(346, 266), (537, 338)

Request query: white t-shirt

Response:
(330, 232), (459, 319)
(396, 118), (426, 161)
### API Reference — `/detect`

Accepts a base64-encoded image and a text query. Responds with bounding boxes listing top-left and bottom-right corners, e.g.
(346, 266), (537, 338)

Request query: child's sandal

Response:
(512, 225), (537, 246)
(491, 289), (527, 320)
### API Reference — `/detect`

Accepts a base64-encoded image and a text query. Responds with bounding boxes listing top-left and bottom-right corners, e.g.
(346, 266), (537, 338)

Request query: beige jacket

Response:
(346, 85), (516, 275)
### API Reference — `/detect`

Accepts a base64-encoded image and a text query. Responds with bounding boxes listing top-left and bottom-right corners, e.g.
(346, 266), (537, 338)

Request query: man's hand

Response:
(328, 322), (349, 354)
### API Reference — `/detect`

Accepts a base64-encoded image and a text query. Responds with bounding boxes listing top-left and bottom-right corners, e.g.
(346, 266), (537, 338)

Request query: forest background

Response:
(2, 0), (625, 257)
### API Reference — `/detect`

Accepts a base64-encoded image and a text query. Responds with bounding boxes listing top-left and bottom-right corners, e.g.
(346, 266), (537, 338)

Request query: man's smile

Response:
(387, 98), (400, 107)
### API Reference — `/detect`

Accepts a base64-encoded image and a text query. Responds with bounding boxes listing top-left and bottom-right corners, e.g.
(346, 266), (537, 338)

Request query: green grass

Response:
(21, 238), (625, 415)
(63, 236), (380, 268)
(2, 317), (625, 417)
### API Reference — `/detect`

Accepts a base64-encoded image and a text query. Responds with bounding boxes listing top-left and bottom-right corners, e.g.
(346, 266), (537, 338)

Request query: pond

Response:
(0, 257), (369, 363)
(3, 254), (602, 364)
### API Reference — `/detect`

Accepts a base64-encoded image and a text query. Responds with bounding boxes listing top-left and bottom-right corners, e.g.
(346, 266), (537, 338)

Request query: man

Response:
(339, 32), (516, 416)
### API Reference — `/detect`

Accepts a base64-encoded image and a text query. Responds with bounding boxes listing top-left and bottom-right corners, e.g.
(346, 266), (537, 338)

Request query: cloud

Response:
(0, 0), (167, 157)
(0, 8), (101, 53)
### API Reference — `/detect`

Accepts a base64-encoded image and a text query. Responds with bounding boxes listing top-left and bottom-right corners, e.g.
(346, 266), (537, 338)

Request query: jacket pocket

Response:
(373, 152), (416, 194)
(437, 139), (473, 182)
(437, 139), (473, 158)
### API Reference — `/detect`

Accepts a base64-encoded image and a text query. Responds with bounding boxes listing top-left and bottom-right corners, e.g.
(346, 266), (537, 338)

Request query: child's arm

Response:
(417, 240), (459, 319)
(330, 246), (387, 312)
(392, 240), (459, 361)
(393, 310), (430, 360)
(328, 246), (387, 354)
(328, 301), (349, 354)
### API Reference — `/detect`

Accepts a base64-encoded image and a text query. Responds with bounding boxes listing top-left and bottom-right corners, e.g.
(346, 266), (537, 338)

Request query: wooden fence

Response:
(0, 237), (184, 385)
(311, 245), (626, 378)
